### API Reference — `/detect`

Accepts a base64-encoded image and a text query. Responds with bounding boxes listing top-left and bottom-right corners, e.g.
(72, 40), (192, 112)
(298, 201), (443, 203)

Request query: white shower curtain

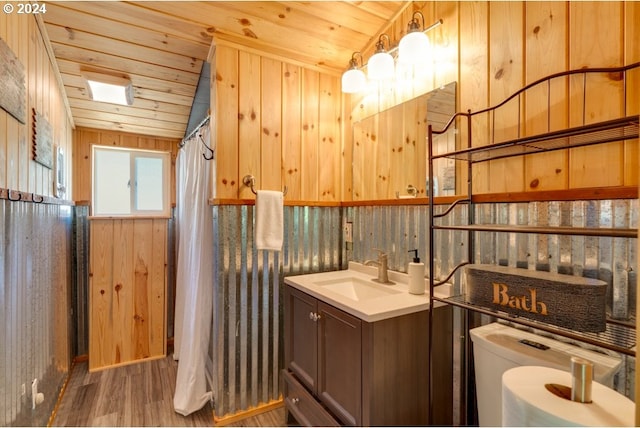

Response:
(173, 125), (214, 416)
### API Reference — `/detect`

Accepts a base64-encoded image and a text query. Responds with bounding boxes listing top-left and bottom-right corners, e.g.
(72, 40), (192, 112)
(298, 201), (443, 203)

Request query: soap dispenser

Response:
(408, 249), (425, 295)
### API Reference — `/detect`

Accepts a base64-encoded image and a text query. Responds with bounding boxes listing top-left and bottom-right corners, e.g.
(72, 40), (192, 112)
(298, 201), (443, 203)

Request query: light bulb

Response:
(368, 51), (395, 80)
(399, 31), (430, 65)
(341, 68), (366, 93)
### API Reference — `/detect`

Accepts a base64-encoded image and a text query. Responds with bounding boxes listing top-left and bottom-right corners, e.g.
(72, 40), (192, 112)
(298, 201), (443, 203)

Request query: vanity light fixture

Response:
(340, 16), (443, 93)
(398, 11), (430, 65)
(83, 70), (134, 106)
(367, 34), (394, 80)
(341, 52), (366, 94)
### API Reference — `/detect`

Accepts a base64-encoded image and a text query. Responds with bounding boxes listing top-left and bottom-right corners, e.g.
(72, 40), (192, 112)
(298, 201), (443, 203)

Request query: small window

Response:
(92, 145), (170, 217)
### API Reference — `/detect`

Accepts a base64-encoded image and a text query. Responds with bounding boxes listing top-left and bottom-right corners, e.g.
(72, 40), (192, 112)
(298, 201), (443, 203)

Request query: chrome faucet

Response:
(364, 249), (394, 285)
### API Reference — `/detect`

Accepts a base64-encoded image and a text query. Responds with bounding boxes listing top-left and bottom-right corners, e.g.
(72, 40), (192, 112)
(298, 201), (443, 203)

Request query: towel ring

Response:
(242, 175), (288, 196)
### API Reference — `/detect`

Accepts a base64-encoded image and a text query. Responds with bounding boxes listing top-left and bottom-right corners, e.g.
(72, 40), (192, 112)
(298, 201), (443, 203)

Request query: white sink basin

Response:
(285, 262), (450, 322)
(314, 276), (401, 301)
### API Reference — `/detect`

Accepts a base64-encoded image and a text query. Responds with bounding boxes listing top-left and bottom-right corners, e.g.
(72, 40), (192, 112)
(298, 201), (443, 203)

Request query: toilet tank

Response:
(470, 322), (622, 427)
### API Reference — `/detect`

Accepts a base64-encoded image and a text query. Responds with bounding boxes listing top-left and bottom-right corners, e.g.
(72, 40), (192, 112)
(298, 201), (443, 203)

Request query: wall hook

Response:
(8, 190), (22, 201)
(32, 193), (44, 203)
(200, 133), (215, 160)
(242, 175), (288, 196)
(202, 149), (215, 160)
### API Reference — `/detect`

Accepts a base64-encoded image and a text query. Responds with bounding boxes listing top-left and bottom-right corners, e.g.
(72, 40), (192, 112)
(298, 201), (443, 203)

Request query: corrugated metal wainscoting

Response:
(210, 200), (636, 418)
(348, 200), (637, 400)
(211, 204), (344, 418)
(73, 205), (90, 357)
(0, 199), (74, 427)
(473, 200), (637, 399)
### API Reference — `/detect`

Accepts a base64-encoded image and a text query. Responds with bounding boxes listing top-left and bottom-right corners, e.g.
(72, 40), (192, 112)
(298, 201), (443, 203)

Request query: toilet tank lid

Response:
(470, 323), (622, 375)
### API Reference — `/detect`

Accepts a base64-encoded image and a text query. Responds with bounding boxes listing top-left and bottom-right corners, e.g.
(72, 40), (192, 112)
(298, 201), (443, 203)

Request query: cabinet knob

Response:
(309, 312), (321, 322)
(291, 397), (300, 405)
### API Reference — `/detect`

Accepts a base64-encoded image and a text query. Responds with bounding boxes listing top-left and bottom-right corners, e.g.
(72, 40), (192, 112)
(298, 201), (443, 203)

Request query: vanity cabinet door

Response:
(285, 286), (318, 393)
(317, 301), (362, 426)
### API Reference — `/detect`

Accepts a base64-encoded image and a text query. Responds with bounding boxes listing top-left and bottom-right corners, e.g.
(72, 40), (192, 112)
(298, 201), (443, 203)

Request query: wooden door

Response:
(284, 286), (318, 392)
(89, 218), (167, 371)
(317, 302), (362, 426)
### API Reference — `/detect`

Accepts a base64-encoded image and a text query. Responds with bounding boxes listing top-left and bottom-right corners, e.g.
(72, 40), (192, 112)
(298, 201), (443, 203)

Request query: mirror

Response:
(352, 82), (457, 200)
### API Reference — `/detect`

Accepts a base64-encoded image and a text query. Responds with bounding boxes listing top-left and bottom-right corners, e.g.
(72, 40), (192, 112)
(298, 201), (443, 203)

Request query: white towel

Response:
(255, 190), (283, 251)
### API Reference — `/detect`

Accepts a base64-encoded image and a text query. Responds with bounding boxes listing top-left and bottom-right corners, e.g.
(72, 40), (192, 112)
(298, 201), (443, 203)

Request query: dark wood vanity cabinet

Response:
(286, 288), (320, 393)
(284, 286), (361, 425)
(283, 284), (453, 426)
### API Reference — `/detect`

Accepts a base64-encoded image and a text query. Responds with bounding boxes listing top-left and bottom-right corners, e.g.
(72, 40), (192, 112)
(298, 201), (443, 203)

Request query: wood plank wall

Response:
(72, 128), (178, 371)
(89, 218), (168, 371)
(0, 15), (73, 196)
(72, 127), (179, 204)
(345, 1), (640, 200)
(212, 42), (342, 202)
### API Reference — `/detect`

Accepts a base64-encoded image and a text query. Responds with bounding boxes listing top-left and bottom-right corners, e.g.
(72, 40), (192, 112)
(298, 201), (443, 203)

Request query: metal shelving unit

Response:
(433, 223), (637, 238)
(425, 62), (640, 424)
(432, 115), (638, 163)
(441, 295), (636, 356)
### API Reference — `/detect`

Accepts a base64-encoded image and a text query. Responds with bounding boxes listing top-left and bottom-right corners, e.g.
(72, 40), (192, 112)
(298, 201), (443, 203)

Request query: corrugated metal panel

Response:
(72, 206), (90, 357)
(350, 204), (468, 288)
(0, 200), (73, 426)
(350, 200), (637, 398)
(471, 200), (637, 321)
(167, 209), (177, 339)
(67, 199), (636, 418)
(350, 200), (636, 318)
(211, 205), (344, 417)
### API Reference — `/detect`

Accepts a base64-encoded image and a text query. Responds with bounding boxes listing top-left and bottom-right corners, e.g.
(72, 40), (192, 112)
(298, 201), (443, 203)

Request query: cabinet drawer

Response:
(283, 370), (339, 427)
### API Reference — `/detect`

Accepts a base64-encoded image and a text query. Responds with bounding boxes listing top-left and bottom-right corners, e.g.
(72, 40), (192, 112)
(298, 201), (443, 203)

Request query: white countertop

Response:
(284, 262), (451, 322)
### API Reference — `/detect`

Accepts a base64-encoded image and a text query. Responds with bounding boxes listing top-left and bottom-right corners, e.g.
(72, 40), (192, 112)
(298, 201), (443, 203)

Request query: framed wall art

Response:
(32, 109), (53, 169)
(0, 37), (26, 124)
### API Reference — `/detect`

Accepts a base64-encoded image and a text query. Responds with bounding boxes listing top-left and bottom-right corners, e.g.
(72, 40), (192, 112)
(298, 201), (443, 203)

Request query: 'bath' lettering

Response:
(492, 282), (548, 315)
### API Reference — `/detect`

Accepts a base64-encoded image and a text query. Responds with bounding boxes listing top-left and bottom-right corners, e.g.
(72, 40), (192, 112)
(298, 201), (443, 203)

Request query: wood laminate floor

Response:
(52, 354), (286, 427)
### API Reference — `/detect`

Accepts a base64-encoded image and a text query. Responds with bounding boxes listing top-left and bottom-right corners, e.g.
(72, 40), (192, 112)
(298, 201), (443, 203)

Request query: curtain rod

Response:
(180, 115), (211, 147)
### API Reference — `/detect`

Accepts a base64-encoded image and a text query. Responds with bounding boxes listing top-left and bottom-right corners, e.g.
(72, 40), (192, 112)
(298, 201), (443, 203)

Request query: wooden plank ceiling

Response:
(42, 1), (408, 139)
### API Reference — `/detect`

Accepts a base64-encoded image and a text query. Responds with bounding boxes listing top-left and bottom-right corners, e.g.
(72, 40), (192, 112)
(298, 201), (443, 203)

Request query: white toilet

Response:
(470, 322), (622, 427)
